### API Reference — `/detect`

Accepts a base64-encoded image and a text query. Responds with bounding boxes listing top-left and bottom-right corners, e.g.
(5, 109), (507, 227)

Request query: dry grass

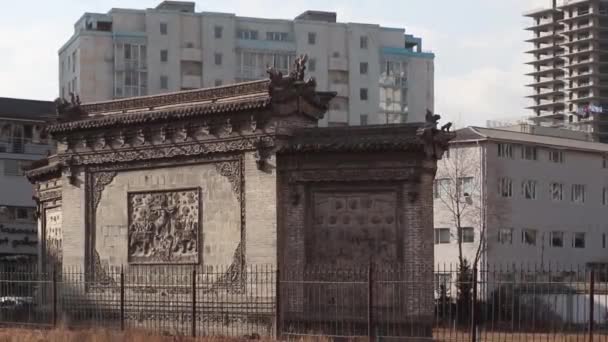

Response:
(0, 328), (334, 342)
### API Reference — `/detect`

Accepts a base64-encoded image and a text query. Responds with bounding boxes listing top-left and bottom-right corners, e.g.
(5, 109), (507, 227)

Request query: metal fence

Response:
(2, 263), (608, 341)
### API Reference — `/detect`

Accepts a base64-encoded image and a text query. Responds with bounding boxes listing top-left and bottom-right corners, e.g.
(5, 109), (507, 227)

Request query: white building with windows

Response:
(58, 1), (434, 126)
(434, 124), (608, 276)
(0, 98), (54, 264)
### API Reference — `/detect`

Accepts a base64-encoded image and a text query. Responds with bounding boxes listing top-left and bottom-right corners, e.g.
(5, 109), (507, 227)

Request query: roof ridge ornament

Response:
(54, 92), (84, 121)
(418, 109), (455, 159)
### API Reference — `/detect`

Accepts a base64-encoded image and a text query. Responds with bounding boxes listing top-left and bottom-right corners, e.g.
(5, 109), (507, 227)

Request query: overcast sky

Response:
(0, 0), (549, 126)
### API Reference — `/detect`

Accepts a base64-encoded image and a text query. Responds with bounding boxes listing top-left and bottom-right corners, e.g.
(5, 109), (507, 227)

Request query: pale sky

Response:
(0, 0), (549, 126)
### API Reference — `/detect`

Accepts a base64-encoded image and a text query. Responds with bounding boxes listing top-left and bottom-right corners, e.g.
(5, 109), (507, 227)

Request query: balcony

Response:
(329, 57), (348, 71)
(181, 75), (202, 89)
(329, 83), (349, 97)
(181, 48), (202, 62)
(0, 139), (52, 156)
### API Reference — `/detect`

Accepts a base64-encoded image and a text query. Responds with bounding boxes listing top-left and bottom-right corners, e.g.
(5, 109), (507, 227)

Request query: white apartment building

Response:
(525, 0), (608, 142)
(58, 1), (434, 126)
(434, 125), (608, 275)
(0, 98), (54, 265)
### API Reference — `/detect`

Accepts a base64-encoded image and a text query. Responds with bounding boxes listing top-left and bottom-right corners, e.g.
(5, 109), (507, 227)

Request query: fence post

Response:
(368, 262), (374, 342)
(120, 265), (125, 331)
(192, 268), (196, 338)
(470, 267), (478, 342)
(275, 268), (281, 339)
(589, 269), (595, 342)
(52, 265), (57, 328)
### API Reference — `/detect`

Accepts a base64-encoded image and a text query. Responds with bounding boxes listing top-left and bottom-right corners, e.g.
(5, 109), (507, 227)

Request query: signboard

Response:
(576, 105), (604, 117)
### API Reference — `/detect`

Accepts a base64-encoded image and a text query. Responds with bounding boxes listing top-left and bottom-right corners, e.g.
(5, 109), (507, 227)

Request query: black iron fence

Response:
(2, 264), (608, 341)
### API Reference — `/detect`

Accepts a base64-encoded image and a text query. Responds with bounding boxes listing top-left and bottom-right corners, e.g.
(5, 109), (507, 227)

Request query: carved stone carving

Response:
(287, 168), (417, 183)
(212, 242), (245, 293)
(160, 125), (168, 143)
(214, 161), (241, 195)
(92, 250), (117, 286)
(92, 172), (117, 214)
(44, 207), (63, 271)
(61, 136), (275, 166)
(39, 190), (62, 202)
(127, 188), (200, 264)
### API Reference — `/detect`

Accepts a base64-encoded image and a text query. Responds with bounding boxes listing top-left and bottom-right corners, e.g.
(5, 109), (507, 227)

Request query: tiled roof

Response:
(0, 97), (55, 121)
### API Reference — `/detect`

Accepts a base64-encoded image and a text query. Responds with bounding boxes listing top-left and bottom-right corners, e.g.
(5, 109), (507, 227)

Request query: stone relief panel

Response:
(127, 188), (200, 264)
(44, 207), (63, 269)
(309, 191), (398, 266)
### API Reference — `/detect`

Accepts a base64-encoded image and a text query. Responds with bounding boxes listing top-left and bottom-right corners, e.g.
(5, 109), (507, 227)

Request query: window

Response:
(603, 187), (608, 206)
(573, 232), (586, 248)
(360, 88), (368, 100)
(3, 160), (21, 176)
(266, 32), (289, 41)
(522, 229), (537, 246)
(603, 233), (606, 248)
(360, 114), (368, 126)
(435, 273), (451, 294)
(522, 180), (537, 200)
(215, 79), (223, 87)
(571, 184), (586, 203)
(551, 231), (564, 247)
(308, 58), (316, 72)
(160, 49), (168, 62)
(497, 143), (513, 158)
(434, 179), (451, 199)
(549, 149), (565, 163)
(16, 208), (28, 220)
(550, 182), (563, 201)
(214, 53), (223, 65)
(72, 50), (77, 72)
(498, 177), (513, 198)
(214, 26), (223, 39)
(308, 32), (316, 45)
(360, 62), (368, 75)
(498, 228), (513, 244)
(521, 145), (538, 161)
(457, 177), (474, 197)
(360, 36), (368, 49)
(460, 228), (474, 243)
(160, 75), (168, 89)
(237, 29), (258, 40)
(23, 125), (33, 140)
(434, 228), (450, 244)
(160, 22), (168, 35)
(603, 155), (608, 169)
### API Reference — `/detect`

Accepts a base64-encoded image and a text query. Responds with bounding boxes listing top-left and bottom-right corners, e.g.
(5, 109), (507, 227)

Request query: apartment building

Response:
(525, 0), (608, 142)
(0, 98), (54, 264)
(434, 125), (608, 277)
(58, 1), (434, 126)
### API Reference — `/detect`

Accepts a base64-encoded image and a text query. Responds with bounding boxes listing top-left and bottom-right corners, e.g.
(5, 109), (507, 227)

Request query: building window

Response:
(308, 32), (316, 45)
(522, 180), (537, 200)
(360, 114), (368, 126)
(433, 179), (451, 199)
(549, 149), (565, 163)
(3, 160), (22, 176)
(72, 50), (77, 72)
(603, 155), (608, 169)
(434, 228), (451, 244)
(266, 32), (289, 41)
(360, 88), (368, 100)
(457, 177), (474, 197)
(16, 208), (29, 220)
(498, 177), (513, 198)
(308, 58), (316, 72)
(497, 143), (513, 159)
(551, 231), (564, 247)
(573, 232), (586, 248)
(603, 187), (608, 206)
(435, 273), (451, 295)
(550, 182), (563, 201)
(460, 227), (475, 243)
(237, 29), (258, 40)
(360, 62), (368, 75)
(360, 36), (368, 49)
(603, 233), (606, 248)
(498, 228), (513, 244)
(215, 79), (223, 87)
(522, 229), (537, 246)
(160, 22), (168, 35)
(160, 75), (168, 89)
(160, 49), (168, 62)
(571, 184), (586, 203)
(521, 145), (538, 161)
(214, 53), (223, 65)
(214, 26), (223, 39)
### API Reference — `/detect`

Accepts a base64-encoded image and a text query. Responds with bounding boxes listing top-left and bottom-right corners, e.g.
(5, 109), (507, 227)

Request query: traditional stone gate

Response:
(26, 58), (452, 337)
